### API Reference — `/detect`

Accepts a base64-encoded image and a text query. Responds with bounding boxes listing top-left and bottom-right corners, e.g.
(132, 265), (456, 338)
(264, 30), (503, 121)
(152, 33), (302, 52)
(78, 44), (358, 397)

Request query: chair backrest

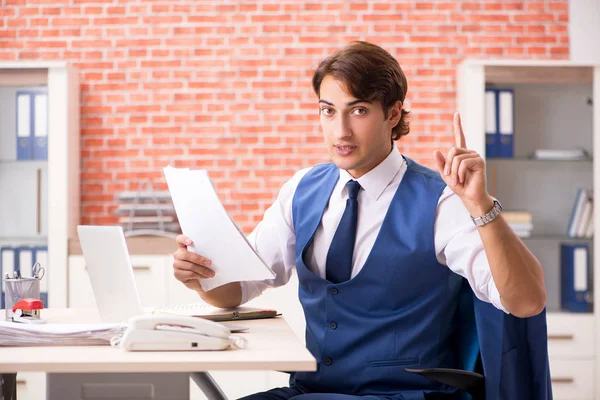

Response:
(469, 282), (553, 400)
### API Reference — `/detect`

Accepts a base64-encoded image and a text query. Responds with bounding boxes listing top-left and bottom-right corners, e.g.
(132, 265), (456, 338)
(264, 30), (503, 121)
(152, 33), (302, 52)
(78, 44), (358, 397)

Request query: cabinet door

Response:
(15, 372), (46, 400)
(129, 255), (168, 307)
(547, 313), (595, 358)
(68, 255), (168, 308)
(550, 359), (595, 400)
(68, 255), (95, 308)
(0, 162), (47, 238)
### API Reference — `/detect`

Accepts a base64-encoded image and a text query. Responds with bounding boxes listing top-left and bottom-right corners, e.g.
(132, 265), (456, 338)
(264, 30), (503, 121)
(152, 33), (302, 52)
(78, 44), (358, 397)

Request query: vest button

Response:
(330, 321), (337, 330)
(324, 358), (332, 366)
(330, 288), (338, 295)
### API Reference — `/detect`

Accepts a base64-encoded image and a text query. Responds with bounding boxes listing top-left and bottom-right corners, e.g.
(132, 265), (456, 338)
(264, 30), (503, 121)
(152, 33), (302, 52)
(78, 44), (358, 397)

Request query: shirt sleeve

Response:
(239, 168), (311, 305)
(434, 186), (508, 313)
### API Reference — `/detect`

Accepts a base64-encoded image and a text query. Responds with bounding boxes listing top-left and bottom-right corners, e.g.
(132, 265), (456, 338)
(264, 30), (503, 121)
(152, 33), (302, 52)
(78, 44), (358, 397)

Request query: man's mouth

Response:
(335, 145), (357, 156)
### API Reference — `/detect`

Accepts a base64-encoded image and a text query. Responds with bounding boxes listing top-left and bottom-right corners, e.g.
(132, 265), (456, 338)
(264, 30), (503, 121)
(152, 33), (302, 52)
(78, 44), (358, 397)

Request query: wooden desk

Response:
(0, 308), (316, 374)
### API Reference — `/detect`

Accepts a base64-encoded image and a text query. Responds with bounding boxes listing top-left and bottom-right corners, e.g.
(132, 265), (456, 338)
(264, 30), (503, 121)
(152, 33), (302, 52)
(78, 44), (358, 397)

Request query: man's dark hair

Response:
(312, 41), (410, 140)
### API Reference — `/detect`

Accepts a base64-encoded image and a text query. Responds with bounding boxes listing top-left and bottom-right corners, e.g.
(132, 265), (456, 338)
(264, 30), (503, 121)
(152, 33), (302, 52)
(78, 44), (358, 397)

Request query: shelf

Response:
(546, 307), (594, 315)
(0, 159), (48, 165)
(520, 235), (593, 242)
(487, 157), (593, 163)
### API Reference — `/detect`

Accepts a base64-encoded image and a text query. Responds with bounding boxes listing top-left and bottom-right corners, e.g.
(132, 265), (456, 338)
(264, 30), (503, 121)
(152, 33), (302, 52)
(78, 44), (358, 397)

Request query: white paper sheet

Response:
(163, 166), (276, 291)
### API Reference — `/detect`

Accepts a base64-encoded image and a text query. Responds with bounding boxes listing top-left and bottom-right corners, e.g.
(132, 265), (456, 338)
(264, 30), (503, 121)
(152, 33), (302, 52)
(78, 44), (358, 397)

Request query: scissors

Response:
(32, 262), (45, 279)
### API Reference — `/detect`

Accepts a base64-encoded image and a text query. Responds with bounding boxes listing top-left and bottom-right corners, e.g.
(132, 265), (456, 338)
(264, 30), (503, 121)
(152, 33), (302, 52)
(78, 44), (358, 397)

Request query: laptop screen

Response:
(77, 225), (144, 323)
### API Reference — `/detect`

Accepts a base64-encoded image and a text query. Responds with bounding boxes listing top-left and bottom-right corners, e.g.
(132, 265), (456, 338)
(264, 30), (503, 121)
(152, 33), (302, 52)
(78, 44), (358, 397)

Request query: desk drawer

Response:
(547, 313), (594, 358)
(550, 359), (594, 400)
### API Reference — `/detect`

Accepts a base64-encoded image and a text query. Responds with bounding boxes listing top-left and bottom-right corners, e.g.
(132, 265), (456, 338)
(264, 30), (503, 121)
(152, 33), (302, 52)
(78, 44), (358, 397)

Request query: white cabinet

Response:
(0, 62), (80, 309)
(458, 60), (600, 398)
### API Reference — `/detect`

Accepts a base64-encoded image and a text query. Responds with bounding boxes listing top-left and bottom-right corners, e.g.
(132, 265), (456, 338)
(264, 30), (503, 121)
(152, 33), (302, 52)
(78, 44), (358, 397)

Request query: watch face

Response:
(494, 199), (503, 211)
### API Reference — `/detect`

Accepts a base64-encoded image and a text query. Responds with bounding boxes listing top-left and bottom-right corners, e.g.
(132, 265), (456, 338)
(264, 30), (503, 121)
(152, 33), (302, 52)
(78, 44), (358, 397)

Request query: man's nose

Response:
(333, 116), (352, 140)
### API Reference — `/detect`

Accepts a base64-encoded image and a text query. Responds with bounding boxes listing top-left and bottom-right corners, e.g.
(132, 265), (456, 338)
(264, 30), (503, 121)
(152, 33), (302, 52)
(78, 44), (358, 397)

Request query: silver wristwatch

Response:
(471, 199), (502, 227)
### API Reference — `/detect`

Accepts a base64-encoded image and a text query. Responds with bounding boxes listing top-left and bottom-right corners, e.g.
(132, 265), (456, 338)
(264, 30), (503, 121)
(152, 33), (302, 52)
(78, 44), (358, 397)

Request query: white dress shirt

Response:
(242, 147), (506, 312)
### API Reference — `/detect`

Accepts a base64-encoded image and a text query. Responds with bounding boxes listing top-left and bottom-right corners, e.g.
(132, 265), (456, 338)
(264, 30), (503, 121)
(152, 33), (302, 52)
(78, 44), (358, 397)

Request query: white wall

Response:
(569, 0), (600, 63)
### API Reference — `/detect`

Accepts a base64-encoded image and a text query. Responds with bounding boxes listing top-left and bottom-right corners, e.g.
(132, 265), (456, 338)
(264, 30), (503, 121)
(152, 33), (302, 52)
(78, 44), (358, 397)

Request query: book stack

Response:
(531, 148), (590, 161)
(503, 211), (533, 238)
(114, 183), (180, 238)
(567, 189), (594, 238)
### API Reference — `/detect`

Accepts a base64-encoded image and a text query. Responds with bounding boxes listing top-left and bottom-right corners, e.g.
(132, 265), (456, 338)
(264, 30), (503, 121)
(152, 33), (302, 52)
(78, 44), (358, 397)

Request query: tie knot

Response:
(346, 180), (361, 199)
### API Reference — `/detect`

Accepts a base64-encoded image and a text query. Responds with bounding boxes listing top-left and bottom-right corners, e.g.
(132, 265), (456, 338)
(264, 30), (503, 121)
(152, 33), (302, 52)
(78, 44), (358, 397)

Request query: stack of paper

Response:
(163, 166), (276, 291)
(0, 322), (125, 346)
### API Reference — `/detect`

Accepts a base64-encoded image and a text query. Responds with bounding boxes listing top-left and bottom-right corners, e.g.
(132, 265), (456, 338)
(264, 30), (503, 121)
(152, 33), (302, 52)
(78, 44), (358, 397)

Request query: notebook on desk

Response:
(152, 303), (279, 322)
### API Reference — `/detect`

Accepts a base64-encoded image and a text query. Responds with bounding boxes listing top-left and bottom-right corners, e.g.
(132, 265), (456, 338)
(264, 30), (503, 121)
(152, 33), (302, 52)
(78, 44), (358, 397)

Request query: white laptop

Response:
(77, 225), (144, 323)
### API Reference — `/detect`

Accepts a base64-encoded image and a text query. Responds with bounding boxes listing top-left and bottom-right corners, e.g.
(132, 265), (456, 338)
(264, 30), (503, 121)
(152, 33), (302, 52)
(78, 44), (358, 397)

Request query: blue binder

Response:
(497, 89), (514, 158)
(561, 243), (593, 312)
(33, 91), (48, 160)
(34, 246), (48, 307)
(0, 247), (17, 309)
(16, 92), (33, 160)
(485, 89), (498, 158)
(16, 89), (48, 161)
(15, 246), (34, 277)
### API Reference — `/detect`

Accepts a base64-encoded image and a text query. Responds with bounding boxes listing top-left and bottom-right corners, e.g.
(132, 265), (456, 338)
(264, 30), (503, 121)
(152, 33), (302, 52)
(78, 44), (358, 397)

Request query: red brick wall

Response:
(1, 1), (569, 233)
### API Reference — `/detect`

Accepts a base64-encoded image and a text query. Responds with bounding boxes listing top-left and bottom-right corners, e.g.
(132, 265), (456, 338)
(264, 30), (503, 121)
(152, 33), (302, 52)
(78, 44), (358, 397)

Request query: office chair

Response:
(405, 279), (553, 400)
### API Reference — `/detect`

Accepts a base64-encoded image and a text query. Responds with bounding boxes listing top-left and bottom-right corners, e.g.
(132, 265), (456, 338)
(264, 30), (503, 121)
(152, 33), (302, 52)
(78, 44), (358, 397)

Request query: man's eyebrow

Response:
(318, 99), (372, 107)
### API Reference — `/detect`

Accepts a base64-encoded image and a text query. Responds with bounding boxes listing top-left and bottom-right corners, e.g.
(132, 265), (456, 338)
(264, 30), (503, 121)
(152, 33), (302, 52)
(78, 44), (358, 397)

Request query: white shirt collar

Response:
(339, 143), (405, 201)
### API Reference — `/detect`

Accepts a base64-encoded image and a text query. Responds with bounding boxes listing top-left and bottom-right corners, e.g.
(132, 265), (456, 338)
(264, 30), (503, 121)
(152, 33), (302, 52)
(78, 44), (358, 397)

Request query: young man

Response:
(173, 41), (546, 399)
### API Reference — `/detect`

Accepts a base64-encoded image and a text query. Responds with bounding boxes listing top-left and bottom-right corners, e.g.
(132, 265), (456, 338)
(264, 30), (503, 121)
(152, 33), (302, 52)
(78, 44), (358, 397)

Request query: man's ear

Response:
(388, 101), (402, 128)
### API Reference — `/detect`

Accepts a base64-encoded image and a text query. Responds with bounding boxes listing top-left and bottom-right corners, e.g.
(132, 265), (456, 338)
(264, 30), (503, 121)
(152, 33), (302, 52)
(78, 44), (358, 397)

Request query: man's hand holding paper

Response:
(163, 166), (276, 293)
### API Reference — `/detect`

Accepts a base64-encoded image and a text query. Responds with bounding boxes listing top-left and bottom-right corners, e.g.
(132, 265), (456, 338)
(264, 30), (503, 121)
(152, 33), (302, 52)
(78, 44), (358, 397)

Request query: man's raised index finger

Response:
(454, 112), (466, 149)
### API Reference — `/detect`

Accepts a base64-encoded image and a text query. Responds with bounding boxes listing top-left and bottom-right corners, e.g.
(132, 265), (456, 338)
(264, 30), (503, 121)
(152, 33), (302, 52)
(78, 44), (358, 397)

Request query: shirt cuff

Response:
(239, 280), (265, 305)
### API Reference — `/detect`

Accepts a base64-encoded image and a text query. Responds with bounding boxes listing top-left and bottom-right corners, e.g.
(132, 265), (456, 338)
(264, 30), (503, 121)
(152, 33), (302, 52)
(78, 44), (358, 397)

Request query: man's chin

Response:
(331, 158), (359, 172)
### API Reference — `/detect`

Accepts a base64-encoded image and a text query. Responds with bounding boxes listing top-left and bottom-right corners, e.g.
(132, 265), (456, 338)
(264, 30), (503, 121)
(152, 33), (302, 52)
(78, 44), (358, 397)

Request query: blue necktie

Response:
(326, 180), (361, 284)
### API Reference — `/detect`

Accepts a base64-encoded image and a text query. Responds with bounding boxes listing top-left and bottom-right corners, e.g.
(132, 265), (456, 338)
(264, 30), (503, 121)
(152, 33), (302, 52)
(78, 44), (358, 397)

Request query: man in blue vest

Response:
(172, 41), (547, 399)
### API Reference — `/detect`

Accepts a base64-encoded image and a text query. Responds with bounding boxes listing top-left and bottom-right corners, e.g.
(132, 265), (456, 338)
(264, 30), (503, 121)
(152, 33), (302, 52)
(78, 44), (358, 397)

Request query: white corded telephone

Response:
(118, 314), (240, 351)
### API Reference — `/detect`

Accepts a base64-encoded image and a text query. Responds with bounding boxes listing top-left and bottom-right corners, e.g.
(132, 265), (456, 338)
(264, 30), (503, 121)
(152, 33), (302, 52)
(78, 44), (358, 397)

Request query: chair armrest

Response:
(405, 367), (484, 397)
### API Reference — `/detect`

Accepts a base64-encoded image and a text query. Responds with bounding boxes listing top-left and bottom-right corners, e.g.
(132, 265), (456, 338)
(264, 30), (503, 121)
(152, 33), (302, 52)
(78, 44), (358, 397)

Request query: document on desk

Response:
(153, 302), (279, 322)
(0, 322), (125, 346)
(163, 166), (276, 291)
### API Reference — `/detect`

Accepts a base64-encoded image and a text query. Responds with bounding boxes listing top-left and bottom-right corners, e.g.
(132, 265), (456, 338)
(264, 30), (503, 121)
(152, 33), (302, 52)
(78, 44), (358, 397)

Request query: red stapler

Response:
(12, 298), (46, 324)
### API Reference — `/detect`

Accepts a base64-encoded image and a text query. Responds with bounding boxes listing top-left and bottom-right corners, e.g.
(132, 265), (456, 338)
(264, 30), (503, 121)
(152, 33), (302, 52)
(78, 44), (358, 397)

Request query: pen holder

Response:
(3, 277), (41, 321)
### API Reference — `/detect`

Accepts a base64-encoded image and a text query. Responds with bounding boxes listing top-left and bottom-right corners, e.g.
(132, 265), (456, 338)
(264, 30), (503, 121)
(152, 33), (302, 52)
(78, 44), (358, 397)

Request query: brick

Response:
(52, 17), (88, 26)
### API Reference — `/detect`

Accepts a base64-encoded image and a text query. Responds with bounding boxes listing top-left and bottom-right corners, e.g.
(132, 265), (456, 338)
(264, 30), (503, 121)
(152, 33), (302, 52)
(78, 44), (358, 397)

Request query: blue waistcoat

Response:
(290, 159), (463, 398)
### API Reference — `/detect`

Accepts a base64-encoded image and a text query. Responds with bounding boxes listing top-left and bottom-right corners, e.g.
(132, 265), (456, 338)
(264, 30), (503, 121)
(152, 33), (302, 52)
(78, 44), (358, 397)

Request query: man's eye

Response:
(353, 108), (367, 115)
(321, 108), (334, 115)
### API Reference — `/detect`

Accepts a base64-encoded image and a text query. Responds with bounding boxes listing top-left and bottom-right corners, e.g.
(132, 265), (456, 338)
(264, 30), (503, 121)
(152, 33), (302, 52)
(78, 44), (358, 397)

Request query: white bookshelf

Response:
(0, 62), (79, 399)
(458, 59), (600, 400)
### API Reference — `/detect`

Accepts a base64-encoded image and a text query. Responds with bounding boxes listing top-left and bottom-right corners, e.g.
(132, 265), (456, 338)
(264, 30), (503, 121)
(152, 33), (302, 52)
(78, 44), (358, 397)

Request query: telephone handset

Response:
(118, 314), (238, 351)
